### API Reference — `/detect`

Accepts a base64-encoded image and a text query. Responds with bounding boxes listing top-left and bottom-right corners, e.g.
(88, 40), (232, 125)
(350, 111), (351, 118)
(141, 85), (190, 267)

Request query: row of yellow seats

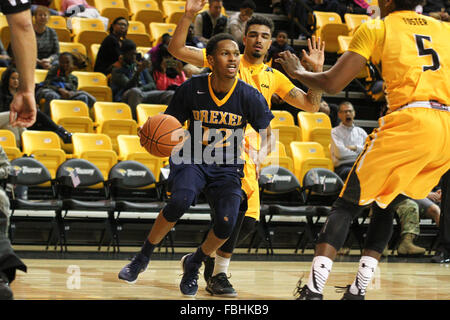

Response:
(262, 140), (333, 186)
(268, 110), (332, 159)
(0, 129), (168, 184)
(313, 11), (374, 52)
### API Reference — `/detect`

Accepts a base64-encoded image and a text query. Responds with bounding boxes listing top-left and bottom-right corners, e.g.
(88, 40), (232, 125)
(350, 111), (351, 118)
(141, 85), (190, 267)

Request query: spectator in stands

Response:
(36, 52), (96, 115)
(149, 33), (172, 69)
(286, 0), (314, 39)
(33, 6), (60, 70)
(194, 0), (228, 45)
(266, 30), (295, 76)
(423, 0), (450, 20)
(330, 101), (368, 181)
(186, 24), (206, 49)
(111, 39), (174, 119)
(0, 40), (11, 68)
(153, 45), (188, 91)
(62, 0), (109, 30)
(94, 17), (129, 76)
(0, 67), (73, 146)
(227, 0), (256, 51)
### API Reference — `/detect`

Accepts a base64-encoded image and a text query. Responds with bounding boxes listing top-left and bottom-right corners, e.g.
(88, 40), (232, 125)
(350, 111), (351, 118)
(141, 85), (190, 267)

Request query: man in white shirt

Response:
(227, 0), (256, 50)
(193, 0), (228, 44)
(331, 101), (368, 181)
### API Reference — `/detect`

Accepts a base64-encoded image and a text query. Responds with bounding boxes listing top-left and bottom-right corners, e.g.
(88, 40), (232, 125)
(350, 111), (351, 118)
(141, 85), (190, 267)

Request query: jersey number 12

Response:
(414, 34), (440, 72)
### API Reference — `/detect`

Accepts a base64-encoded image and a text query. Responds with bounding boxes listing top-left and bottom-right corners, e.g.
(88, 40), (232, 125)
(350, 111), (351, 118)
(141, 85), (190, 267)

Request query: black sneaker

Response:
(118, 253), (149, 284)
(206, 273), (237, 297)
(293, 279), (323, 300)
(0, 272), (13, 300)
(180, 253), (201, 297)
(203, 256), (215, 282)
(336, 285), (365, 300)
(431, 251), (450, 263)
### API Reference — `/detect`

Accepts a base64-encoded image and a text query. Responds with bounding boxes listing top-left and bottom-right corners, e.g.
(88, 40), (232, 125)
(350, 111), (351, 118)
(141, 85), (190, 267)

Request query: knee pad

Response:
(212, 194), (242, 240)
(317, 197), (366, 250)
(162, 189), (196, 222)
(364, 204), (395, 253)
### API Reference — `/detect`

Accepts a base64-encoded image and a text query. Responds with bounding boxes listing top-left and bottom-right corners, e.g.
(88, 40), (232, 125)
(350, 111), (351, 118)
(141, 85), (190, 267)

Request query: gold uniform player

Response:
(168, 0), (325, 296)
(276, 0), (450, 299)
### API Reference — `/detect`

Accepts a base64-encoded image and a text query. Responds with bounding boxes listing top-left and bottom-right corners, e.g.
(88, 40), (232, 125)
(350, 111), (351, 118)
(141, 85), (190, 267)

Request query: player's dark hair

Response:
(394, 0), (422, 10)
(245, 15), (274, 36)
(240, 0), (256, 10)
(206, 33), (238, 56)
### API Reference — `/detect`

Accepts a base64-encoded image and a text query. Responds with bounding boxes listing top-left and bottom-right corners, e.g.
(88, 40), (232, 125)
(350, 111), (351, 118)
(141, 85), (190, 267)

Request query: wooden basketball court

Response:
(10, 251), (450, 300)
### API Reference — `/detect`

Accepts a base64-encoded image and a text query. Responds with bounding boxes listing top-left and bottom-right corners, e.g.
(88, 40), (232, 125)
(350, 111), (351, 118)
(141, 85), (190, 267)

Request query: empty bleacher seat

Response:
(71, 17), (108, 57)
(313, 11), (349, 53)
(149, 22), (177, 46)
(93, 102), (138, 152)
(127, 21), (153, 47)
(297, 112), (332, 159)
(162, 1), (186, 24)
(129, 0), (165, 33)
(72, 71), (113, 102)
(50, 99), (94, 134)
(0, 130), (22, 160)
(94, 0), (129, 29)
(344, 13), (370, 35)
(290, 141), (333, 184)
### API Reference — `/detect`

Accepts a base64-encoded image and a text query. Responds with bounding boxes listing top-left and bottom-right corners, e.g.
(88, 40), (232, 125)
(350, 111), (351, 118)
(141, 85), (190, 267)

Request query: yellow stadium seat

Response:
(0, 130), (22, 160)
(0, 67), (5, 79)
(344, 13), (370, 35)
(200, 2), (227, 16)
(129, 0), (165, 33)
(72, 71), (113, 102)
(35, 69), (48, 84)
(117, 134), (167, 181)
(90, 43), (101, 68)
(271, 110), (296, 127)
(162, 1), (186, 24)
(136, 104), (167, 127)
(94, 0), (129, 29)
(48, 16), (71, 42)
(0, 26), (10, 49)
(21, 131), (67, 180)
(59, 42), (87, 56)
(93, 102), (138, 152)
(51, 0), (63, 11)
(72, 133), (118, 181)
(261, 141), (294, 172)
(272, 125), (302, 158)
(149, 22), (177, 46)
(337, 35), (352, 54)
(70, 17), (108, 57)
(313, 11), (349, 53)
(50, 100), (94, 134)
(127, 21), (153, 47)
(298, 112), (332, 159)
(290, 141), (333, 184)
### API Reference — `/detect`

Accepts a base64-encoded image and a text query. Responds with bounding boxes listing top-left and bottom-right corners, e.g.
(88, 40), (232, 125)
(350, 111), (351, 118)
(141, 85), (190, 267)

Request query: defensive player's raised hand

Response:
(185, 0), (208, 17)
(302, 36), (325, 72)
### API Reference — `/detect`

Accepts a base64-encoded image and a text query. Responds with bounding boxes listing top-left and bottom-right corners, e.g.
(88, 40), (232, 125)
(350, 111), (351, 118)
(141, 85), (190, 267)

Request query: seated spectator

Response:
(62, 0), (109, 30)
(153, 45), (187, 91)
(330, 101), (368, 181)
(110, 40), (174, 119)
(193, 0), (228, 44)
(0, 67), (72, 146)
(227, 0), (256, 51)
(36, 52), (96, 115)
(0, 39), (11, 68)
(149, 33), (172, 68)
(266, 30), (295, 77)
(94, 17), (129, 76)
(423, 0), (450, 20)
(33, 6), (60, 70)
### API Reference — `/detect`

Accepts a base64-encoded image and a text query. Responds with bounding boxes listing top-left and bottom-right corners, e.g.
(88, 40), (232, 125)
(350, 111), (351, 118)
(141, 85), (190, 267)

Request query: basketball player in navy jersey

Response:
(118, 33), (275, 297)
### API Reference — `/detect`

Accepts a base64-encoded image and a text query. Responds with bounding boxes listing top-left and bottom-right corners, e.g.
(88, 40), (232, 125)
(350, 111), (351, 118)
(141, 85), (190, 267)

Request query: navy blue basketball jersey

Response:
(165, 73), (273, 165)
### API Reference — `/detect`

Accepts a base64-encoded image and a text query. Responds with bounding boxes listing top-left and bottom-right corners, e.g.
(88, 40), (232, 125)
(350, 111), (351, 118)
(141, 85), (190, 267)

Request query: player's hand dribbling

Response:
(9, 91), (37, 128)
(185, 0), (208, 17)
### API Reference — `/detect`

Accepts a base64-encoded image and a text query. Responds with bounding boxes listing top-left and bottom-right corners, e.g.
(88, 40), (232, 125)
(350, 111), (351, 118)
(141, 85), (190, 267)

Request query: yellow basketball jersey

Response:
(382, 11), (450, 109)
(348, 11), (450, 110)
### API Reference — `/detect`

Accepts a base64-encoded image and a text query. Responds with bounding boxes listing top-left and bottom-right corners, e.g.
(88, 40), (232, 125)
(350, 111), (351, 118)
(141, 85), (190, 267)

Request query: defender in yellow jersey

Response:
(168, 0), (325, 297)
(277, 0), (450, 300)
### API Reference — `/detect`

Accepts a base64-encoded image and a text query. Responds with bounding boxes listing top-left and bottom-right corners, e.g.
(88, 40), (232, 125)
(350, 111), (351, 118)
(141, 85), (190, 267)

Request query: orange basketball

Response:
(139, 114), (185, 157)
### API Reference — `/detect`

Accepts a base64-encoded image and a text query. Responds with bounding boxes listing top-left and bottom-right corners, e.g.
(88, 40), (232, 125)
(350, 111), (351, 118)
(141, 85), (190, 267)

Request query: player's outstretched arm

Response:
(249, 126), (276, 179)
(7, 9), (37, 128)
(167, 0), (207, 67)
(276, 50), (367, 95)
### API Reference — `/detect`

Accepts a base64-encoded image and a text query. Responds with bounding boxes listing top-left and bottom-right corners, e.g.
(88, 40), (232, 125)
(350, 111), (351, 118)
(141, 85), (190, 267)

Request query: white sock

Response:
(307, 256), (333, 294)
(212, 255), (230, 276)
(349, 256), (378, 296)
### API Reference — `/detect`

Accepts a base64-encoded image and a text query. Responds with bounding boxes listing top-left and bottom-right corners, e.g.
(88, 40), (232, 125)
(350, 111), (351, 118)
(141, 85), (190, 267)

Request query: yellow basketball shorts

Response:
(341, 106), (450, 208)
